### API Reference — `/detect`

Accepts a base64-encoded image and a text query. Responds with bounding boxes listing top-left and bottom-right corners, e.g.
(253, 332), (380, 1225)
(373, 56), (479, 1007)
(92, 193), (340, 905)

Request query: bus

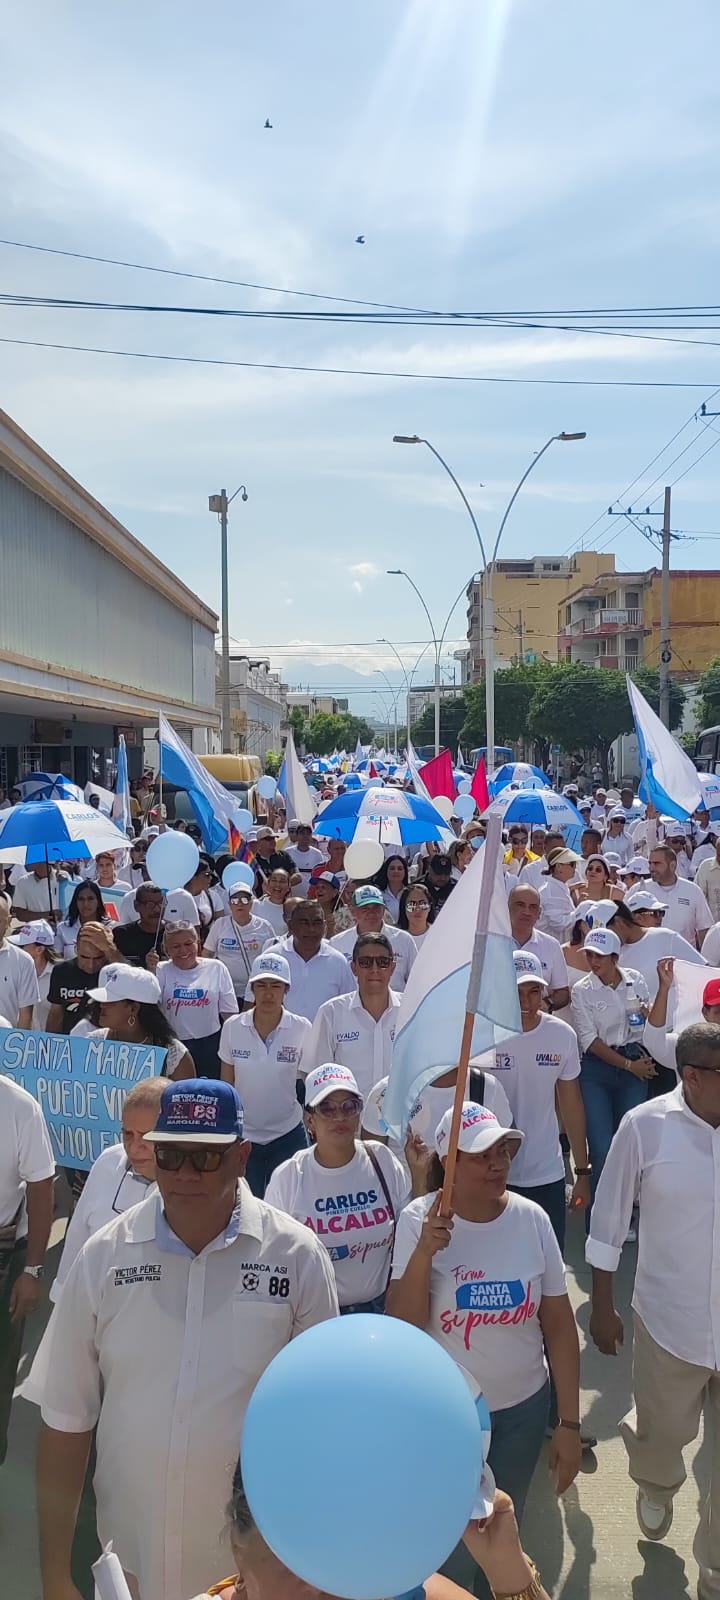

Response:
(470, 746), (514, 771)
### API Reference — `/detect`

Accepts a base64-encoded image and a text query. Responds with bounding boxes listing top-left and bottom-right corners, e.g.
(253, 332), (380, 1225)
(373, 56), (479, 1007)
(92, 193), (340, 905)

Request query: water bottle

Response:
(625, 979), (645, 1045)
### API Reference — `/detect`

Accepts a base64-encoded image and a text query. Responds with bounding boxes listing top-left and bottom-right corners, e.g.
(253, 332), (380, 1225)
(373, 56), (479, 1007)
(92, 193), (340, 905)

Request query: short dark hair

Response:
(289, 900), (323, 924)
(676, 1021), (720, 1075)
(545, 830), (565, 847)
(582, 828), (603, 845)
(353, 931), (394, 961)
(135, 880), (162, 902)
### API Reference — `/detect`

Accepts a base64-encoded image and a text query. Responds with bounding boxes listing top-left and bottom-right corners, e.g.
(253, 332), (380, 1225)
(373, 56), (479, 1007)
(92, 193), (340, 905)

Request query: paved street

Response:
(1, 1206), (706, 1600)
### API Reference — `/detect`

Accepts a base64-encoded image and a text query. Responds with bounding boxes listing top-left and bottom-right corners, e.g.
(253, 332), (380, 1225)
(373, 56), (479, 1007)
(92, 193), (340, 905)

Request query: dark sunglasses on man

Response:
(154, 1145), (227, 1173)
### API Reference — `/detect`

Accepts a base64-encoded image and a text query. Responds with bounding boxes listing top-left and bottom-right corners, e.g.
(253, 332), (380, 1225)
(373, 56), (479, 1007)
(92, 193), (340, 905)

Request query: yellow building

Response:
(465, 551), (614, 679)
(557, 568), (720, 679)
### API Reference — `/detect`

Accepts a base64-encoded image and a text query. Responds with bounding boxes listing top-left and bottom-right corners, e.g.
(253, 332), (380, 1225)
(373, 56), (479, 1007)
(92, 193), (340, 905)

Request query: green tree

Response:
(264, 750), (283, 778)
(631, 667), (684, 732)
(410, 695), (466, 749)
(305, 711), (375, 755)
(460, 662), (554, 755)
(696, 658), (720, 729)
(528, 664), (633, 781)
(288, 707), (306, 750)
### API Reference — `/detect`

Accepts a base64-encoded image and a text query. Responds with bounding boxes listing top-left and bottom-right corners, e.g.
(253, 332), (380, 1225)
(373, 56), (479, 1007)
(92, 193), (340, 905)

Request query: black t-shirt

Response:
(48, 961), (98, 1031)
(113, 923), (159, 968)
(253, 849), (297, 892)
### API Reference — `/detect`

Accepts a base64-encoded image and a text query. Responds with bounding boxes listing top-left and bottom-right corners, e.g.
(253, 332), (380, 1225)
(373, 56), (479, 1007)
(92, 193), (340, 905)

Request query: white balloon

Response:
(457, 777), (472, 794)
(344, 840), (385, 878)
(454, 794), (476, 821)
(433, 795), (456, 821)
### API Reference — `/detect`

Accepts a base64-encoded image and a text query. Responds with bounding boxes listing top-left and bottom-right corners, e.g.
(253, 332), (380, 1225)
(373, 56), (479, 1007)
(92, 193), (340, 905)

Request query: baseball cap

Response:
(305, 1063), (362, 1107)
(434, 1102), (524, 1158)
(583, 927), (621, 957)
(563, 782), (579, 796)
(9, 919), (55, 948)
(584, 899), (619, 928)
(625, 888), (666, 913)
(603, 851), (622, 869)
(353, 885), (384, 908)
(608, 807), (626, 822)
(619, 856), (651, 878)
(315, 872), (341, 890)
(164, 888), (200, 925)
(228, 883), (253, 901)
(703, 978), (720, 1008)
(578, 799), (592, 812)
(606, 790), (622, 805)
(664, 821), (686, 839)
(513, 950), (548, 987)
(248, 952), (291, 986)
(255, 827), (276, 842)
(87, 963), (162, 1004)
(144, 1078), (244, 1145)
(572, 899), (595, 924)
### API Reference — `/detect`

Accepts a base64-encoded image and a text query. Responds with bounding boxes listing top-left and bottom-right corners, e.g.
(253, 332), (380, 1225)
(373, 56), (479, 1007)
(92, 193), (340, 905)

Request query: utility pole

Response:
(659, 486), (672, 728)
(209, 484), (248, 753)
(517, 608), (524, 663)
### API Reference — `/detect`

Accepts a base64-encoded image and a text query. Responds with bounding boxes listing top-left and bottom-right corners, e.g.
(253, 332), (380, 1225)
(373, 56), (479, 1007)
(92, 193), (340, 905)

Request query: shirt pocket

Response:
(230, 1295), (294, 1375)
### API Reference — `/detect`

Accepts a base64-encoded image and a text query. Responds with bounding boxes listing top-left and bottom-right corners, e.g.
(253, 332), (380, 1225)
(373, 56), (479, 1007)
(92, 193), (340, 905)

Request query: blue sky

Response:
(3, 0), (720, 720)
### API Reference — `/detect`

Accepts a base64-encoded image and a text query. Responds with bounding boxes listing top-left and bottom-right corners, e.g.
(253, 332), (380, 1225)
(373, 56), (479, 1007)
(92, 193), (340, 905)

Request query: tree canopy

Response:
(630, 667), (684, 732)
(695, 658), (720, 730)
(411, 695), (466, 749)
(304, 711), (376, 754)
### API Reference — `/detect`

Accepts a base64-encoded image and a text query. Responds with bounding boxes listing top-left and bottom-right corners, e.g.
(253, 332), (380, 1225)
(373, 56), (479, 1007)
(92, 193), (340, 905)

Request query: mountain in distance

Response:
(278, 658), (411, 718)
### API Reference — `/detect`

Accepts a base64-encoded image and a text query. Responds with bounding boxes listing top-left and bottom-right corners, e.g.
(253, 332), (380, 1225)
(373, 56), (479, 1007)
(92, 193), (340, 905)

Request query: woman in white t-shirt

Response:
(154, 922), (238, 1076)
(387, 1103), (581, 1569)
(220, 952), (310, 1196)
(265, 1063), (413, 1314)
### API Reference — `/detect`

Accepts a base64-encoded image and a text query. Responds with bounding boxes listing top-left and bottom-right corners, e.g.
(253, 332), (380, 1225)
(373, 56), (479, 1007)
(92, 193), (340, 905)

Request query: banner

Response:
(58, 879), (129, 919)
(0, 1028), (166, 1169)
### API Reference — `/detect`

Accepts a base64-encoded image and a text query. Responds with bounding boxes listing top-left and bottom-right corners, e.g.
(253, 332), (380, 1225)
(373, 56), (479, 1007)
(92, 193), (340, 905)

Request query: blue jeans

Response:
(509, 1177), (566, 1255)
(581, 1050), (648, 1202)
(440, 1380), (551, 1598)
(340, 1293), (386, 1316)
(245, 1120), (308, 1197)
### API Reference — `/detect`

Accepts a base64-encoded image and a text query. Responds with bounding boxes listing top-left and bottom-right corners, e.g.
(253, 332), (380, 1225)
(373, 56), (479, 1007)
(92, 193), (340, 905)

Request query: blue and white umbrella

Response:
(17, 771), (84, 803)
(313, 784), (450, 845)
(0, 799), (131, 866)
(490, 762), (551, 793)
(483, 786), (585, 834)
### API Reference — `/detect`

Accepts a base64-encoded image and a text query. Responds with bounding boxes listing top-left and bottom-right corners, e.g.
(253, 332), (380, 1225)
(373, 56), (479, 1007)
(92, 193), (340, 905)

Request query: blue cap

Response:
(144, 1078), (244, 1145)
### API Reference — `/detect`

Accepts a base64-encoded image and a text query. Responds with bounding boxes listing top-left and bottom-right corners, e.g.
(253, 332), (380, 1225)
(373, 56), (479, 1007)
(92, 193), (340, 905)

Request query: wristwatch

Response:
(23, 1264), (45, 1280)
(492, 1558), (543, 1599)
(574, 1166), (592, 1177)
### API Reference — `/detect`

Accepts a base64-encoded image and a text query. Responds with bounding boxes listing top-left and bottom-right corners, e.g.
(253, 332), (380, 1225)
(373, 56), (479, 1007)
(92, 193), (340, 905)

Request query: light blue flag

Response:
(627, 677), (702, 822)
(158, 715), (235, 852)
(112, 735), (132, 836)
(382, 815), (521, 1141)
(277, 730), (317, 825)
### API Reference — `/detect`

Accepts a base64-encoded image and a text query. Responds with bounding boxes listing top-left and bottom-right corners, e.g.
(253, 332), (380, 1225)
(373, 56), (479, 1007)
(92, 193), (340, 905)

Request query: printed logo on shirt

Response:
(232, 1049), (253, 1059)
(493, 1052), (514, 1071)
(305, 1189), (393, 1236)
(336, 1030), (360, 1043)
(172, 986), (209, 1007)
(114, 1264), (162, 1286)
(277, 1045), (300, 1064)
(535, 1052), (562, 1068)
(438, 1266), (537, 1348)
(242, 1271), (260, 1291)
(237, 1260), (291, 1300)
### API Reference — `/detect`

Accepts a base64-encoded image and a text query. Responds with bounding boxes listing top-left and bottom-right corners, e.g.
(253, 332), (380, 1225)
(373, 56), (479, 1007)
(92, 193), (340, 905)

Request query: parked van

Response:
(164, 753), (263, 826)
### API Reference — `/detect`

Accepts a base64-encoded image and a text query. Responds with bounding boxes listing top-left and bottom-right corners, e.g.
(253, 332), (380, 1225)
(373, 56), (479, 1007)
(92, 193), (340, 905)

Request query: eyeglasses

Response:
(311, 1097), (363, 1118)
(154, 1144), (227, 1172)
(683, 1063), (720, 1075)
(356, 954), (393, 969)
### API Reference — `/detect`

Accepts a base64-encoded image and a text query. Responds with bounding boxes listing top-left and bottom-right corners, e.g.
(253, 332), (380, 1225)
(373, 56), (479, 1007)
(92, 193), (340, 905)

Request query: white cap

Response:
(607, 807), (626, 822)
(9, 919), (55, 947)
(164, 888), (200, 925)
(625, 888), (666, 913)
(305, 1064), (362, 1108)
(512, 950), (547, 987)
(434, 1102), (523, 1158)
(603, 851), (622, 868)
(584, 899), (619, 928)
(572, 899), (595, 924)
(87, 963), (162, 1004)
(619, 856), (651, 877)
(248, 952), (291, 986)
(583, 927), (621, 957)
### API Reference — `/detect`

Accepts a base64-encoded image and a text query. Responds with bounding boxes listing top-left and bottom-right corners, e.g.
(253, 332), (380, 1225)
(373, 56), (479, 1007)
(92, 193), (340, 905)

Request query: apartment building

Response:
(558, 568), (720, 678)
(465, 551), (612, 679)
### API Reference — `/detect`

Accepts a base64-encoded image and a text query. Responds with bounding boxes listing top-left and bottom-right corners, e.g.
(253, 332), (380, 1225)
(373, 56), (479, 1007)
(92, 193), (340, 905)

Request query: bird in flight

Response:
(264, 118), (273, 129)
(355, 234), (366, 244)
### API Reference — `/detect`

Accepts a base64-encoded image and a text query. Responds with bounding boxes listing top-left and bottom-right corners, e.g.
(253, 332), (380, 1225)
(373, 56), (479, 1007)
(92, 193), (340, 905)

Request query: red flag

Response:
(368, 761), (378, 779)
(418, 749), (456, 802)
(470, 758), (489, 812)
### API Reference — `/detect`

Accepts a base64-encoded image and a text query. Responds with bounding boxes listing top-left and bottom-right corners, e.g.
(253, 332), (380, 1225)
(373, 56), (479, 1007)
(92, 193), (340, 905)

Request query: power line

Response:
(1, 333), (716, 389)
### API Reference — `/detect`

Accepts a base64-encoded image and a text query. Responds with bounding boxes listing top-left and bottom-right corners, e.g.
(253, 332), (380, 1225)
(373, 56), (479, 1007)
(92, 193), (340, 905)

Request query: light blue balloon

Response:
(457, 776), (472, 794)
(257, 775), (277, 800)
(242, 1316), (482, 1599)
(222, 860), (255, 891)
(454, 794), (477, 821)
(232, 807), (254, 834)
(145, 832), (199, 891)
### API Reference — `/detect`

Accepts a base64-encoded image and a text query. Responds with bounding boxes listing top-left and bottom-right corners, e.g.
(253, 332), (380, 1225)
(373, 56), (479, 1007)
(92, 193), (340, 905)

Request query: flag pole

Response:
(439, 813), (502, 1218)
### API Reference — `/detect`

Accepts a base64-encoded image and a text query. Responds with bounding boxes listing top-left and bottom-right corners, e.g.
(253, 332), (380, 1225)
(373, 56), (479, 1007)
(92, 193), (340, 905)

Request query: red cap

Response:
(703, 978), (720, 1008)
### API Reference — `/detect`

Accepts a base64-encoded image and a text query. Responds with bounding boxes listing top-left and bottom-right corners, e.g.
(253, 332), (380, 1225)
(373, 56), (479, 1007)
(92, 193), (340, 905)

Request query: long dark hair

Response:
(374, 855), (409, 894)
(135, 1002), (181, 1049)
(397, 884), (436, 932)
(66, 880), (106, 927)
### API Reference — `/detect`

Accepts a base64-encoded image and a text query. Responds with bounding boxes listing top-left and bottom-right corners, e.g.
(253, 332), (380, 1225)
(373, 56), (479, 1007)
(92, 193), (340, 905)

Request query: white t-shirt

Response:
(702, 924), (720, 966)
(204, 914), (275, 993)
(157, 959), (238, 1039)
(651, 878), (711, 944)
(54, 919), (81, 959)
(391, 1191), (566, 1411)
(0, 940), (40, 1022)
(363, 1070), (513, 1148)
(0, 1076), (55, 1234)
(32, 963), (52, 1032)
(51, 1142), (155, 1301)
(285, 845), (325, 893)
(511, 929), (568, 994)
(305, 990), (402, 1100)
(218, 1009), (310, 1142)
(12, 871), (61, 914)
(623, 926), (706, 999)
(268, 937), (354, 1022)
(254, 898), (287, 937)
(537, 879), (575, 942)
(601, 830), (634, 865)
(473, 1014), (580, 1187)
(266, 1141), (409, 1307)
(330, 923), (417, 992)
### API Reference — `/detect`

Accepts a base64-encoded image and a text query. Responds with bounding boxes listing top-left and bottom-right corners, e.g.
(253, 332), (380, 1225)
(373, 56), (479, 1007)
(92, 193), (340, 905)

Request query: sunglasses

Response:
(405, 899), (429, 912)
(154, 1145), (227, 1173)
(684, 1063), (720, 1075)
(355, 954), (393, 969)
(311, 1097), (363, 1118)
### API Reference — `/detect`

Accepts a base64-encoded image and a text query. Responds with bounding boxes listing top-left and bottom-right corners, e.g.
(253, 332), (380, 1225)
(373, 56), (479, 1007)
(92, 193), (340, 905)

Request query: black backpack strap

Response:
(468, 1067), (485, 1106)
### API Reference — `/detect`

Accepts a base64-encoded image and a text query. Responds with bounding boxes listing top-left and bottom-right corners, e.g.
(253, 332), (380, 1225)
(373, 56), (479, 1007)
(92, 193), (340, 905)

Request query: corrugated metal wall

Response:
(0, 466), (201, 702)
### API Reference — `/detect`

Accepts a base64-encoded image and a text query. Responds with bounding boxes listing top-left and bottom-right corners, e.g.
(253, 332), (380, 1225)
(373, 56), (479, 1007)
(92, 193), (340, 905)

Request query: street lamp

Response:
(377, 637), (431, 751)
(208, 485), (249, 753)
(387, 570), (442, 755)
(375, 668), (402, 755)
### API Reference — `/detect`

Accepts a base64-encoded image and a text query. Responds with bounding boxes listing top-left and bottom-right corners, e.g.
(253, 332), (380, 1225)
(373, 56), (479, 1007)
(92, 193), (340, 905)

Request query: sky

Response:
(3, 0), (720, 723)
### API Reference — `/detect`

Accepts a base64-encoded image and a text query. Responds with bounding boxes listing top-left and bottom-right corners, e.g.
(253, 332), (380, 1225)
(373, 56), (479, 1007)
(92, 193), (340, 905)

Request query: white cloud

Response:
(349, 562), (381, 577)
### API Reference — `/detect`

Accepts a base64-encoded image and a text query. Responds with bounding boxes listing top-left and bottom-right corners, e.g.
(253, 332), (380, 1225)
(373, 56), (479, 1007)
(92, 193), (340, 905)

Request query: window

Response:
(625, 590), (640, 608)
(565, 605), (571, 624)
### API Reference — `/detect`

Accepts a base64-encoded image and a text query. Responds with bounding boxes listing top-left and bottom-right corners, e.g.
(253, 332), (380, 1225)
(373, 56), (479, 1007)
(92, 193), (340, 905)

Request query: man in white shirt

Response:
(331, 885), (416, 992)
(590, 787), (609, 827)
(12, 862), (61, 922)
(36, 1078), (338, 1600)
(587, 1023), (720, 1590)
(618, 784), (645, 825)
(0, 893), (39, 1026)
(518, 830), (566, 891)
(601, 810), (635, 866)
(508, 883), (570, 1010)
(273, 901), (352, 1021)
(0, 1075), (55, 1462)
(285, 823), (325, 895)
(696, 836), (720, 926)
(306, 931), (402, 1098)
(663, 820), (693, 880)
(649, 846), (712, 948)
